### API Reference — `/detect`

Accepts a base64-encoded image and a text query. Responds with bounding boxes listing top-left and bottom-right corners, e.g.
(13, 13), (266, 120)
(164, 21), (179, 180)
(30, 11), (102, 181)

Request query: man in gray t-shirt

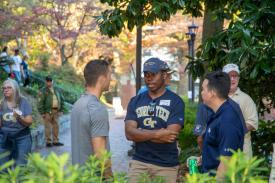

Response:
(71, 94), (110, 165)
(71, 59), (112, 177)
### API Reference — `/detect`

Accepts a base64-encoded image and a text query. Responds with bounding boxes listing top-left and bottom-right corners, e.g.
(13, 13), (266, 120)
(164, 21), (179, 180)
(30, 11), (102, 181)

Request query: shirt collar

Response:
(213, 99), (229, 117)
(230, 87), (241, 97)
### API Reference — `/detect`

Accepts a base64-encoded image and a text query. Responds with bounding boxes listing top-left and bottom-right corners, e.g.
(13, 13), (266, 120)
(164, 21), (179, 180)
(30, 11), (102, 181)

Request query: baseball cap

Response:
(167, 69), (176, 74)
(45, 76), (53, 81)
(143, 57), (169, 73)
(222, 63), (240, 74)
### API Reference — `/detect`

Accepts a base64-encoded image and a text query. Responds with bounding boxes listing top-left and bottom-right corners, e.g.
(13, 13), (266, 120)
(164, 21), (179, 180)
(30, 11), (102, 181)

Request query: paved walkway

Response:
(35, 109), (132, 173)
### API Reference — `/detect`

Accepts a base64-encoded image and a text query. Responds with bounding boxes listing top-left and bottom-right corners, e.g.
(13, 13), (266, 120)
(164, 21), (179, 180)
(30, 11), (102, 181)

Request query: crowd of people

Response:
(0, 46), (30, 87)
(0, 46), (65, 168)
(69, 57), (271, 182)
(0, 46), (273, 182)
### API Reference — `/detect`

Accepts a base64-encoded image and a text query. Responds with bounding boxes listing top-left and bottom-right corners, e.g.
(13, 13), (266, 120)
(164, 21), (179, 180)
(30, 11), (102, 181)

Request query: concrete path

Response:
(35, 109), (132, 173)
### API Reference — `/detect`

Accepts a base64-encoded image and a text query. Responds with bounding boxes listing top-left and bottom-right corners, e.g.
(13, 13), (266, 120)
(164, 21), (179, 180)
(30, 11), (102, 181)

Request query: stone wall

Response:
(31, 114), (70, 150)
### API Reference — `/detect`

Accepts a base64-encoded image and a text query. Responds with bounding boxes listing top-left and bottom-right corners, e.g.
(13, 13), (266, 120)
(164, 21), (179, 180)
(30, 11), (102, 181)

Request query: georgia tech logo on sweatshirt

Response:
(143, 118), (157, 128)
(136, 105), (170, 122)
(3, 112), (16, 122)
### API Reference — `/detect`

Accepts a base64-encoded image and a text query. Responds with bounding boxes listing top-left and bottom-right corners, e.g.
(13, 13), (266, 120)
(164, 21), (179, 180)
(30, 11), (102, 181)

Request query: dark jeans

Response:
(0, 128), (32, 167)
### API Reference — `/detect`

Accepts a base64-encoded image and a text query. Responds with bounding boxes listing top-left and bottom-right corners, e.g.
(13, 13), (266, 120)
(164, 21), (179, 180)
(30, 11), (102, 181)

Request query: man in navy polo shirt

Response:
(125, 57), (185, 183)
(201, 71), (246, 178)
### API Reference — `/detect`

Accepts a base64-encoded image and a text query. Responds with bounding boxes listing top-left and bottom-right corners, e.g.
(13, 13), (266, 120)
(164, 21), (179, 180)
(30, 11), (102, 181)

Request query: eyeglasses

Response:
(229, 74), (239, 79)
(148, 101), (156, 116)
(2, 86), (12, 90)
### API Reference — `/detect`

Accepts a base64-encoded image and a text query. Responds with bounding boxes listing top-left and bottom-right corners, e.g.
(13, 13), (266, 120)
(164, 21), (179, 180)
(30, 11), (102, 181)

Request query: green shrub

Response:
(0, 151), (268, 183)
(184, 150), (269, 183)
(31, 66), (84, 104)
(30, 51), (50, 70)
(251, 119), (275, 176)
(252, 120), (275, 158)
(0, 152), (128, 183)
(178, 98), (199, 163)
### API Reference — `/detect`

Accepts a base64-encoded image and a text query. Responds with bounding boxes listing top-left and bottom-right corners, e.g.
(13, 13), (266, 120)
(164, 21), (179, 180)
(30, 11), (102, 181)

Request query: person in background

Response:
(11, 49), (24, 85)
(222, 63), (258, 158)
(0, 46), (8, 57)
(200, 71), (246, 179)
(38, 76), (65, 147)
(0, 46), (12, 74)
(0, 79), (33, 166)
(260, 97), (275, 122)
(125, 57), (185, 183)
(71, 59), (113, 178)
(21, 55), (30, 87)
(193, 104), (213, 152)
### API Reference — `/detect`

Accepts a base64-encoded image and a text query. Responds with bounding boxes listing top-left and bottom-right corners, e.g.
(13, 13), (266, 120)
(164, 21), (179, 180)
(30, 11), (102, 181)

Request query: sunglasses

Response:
(2, 86), (12, 90)
(148, 101), (156, 116)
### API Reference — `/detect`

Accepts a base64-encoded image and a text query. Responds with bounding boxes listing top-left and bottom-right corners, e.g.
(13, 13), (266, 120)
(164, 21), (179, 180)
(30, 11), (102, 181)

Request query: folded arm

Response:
(125, 120), (180, 143)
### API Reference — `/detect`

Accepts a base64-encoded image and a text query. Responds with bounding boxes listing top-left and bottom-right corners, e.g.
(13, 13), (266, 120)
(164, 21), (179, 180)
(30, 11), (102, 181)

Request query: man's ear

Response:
(97, 74), (107, 85)
(210, 89), (216, 98)
(97, 75), (104, 84)
(162, 72), (168, 79)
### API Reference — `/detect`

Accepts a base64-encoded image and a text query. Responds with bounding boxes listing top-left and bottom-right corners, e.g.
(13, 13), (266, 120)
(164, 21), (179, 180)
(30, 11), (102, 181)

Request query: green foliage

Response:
(220, 150), (268, 182)
(30, 51), (51, 69)
(31, 64), (84, 104)
(25, 153), (79, 183)
(189, 0), (275, 107)
(0, 151), (270, 182)
(184, 150), (268, 183)
(252, 120), (275, 176)
(178, 98), (199, 162)
(97, 0), (203, 37)
(0, 152), (128, 183)
(0, 67), (9, 81)
(185, 172), (216, 183)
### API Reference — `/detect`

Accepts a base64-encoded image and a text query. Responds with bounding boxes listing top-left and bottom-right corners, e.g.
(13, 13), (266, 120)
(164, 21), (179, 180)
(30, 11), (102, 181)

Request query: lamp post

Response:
(186, 22), (198, 102)
(136, 26), (142, 95)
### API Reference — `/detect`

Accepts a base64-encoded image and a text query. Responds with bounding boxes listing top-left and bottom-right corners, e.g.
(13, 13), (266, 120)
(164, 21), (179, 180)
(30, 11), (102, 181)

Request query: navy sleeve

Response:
(167, 97), (184, 127)
(125, 97), (137, 122)
(218, 121), (242, 156)
(193, 104), (210, 136)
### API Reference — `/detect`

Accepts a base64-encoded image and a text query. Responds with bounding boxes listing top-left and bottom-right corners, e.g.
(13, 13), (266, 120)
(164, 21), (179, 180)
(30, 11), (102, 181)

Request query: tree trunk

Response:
(60, 44), (68, 65)
(176, 48), (188, 96)
(198, 2), (224, 102)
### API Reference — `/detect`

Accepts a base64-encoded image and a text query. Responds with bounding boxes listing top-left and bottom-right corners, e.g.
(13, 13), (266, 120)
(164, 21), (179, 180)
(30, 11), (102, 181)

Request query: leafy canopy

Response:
(191, 0), (275, 105)
(96, 0), (203, 37)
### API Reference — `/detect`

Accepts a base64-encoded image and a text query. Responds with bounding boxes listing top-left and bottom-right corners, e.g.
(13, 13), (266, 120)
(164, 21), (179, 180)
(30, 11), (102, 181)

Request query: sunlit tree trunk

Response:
(16, 37), (27, 56)
(199, 2), (224, 102)
(177, 48), (188, 96)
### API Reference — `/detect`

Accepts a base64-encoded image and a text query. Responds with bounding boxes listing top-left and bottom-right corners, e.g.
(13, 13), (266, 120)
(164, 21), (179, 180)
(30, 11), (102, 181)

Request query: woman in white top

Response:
(11, 49), (23, 85)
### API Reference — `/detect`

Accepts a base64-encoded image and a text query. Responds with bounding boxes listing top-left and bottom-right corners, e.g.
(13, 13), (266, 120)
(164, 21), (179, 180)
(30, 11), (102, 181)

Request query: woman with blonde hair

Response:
(0, 79), (33, 166)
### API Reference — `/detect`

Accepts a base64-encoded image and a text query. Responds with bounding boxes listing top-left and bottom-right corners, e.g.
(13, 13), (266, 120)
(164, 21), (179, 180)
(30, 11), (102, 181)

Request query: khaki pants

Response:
(128, 160), (179, 183)
(43, 109), (59, 143)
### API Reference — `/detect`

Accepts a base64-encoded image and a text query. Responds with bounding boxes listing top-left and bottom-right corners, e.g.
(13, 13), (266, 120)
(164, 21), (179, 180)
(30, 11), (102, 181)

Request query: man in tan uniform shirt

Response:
(223, 64), (258, 158)
(38, 76), (65, 147)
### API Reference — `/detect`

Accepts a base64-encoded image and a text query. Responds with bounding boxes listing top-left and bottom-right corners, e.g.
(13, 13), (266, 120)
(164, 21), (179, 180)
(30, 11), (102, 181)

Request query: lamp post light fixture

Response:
(186, 22), (198, 102)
